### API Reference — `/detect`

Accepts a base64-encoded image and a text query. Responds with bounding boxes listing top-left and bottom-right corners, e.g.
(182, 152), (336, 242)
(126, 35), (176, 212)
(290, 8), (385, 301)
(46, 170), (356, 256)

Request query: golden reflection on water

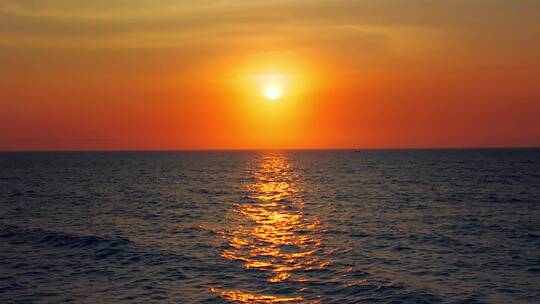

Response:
(210, 288), (304, 304)
(213, 153), (327, 303)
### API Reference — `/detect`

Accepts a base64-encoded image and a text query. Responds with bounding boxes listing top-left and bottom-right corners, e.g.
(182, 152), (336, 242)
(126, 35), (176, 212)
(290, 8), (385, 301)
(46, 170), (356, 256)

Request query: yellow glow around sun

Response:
(224, 55), (322, 147)
(227, 55), (320, 109)
(263, 84), (283, 100)
(257, 74), (287, 101)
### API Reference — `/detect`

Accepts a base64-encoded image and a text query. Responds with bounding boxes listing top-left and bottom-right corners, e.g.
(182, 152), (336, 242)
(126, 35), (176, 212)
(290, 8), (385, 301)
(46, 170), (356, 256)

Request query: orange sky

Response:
(1, 0), (539, 150)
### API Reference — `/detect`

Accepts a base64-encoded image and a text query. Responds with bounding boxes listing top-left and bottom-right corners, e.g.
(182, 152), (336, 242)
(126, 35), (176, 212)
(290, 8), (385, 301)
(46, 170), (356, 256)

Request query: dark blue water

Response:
(1, 149), (539, 303)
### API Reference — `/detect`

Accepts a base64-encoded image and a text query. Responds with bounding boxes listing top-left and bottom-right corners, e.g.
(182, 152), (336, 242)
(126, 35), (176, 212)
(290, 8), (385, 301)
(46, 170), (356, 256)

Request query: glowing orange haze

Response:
(1, 1), (539, 150)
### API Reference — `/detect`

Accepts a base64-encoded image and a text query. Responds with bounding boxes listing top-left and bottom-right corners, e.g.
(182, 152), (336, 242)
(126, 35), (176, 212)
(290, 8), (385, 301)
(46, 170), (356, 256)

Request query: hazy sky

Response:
(1, 0), (539, 150)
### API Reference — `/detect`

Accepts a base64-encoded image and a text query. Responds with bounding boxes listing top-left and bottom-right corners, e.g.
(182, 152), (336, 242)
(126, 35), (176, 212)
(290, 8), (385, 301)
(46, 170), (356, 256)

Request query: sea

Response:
(0, 149), (539, 303)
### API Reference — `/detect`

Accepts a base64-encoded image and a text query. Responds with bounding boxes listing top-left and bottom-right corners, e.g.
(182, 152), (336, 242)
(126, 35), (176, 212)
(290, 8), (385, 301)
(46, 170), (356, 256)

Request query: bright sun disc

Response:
(263, 85), (283, 100)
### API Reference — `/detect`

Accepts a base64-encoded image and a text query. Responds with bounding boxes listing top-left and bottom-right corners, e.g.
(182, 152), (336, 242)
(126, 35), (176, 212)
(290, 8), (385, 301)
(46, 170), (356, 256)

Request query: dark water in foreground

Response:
(1, 149), (539, 303)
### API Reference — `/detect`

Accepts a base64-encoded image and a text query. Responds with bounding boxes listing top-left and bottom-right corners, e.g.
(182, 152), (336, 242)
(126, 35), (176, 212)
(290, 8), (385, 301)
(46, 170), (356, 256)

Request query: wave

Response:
(0, 223), (132, 249)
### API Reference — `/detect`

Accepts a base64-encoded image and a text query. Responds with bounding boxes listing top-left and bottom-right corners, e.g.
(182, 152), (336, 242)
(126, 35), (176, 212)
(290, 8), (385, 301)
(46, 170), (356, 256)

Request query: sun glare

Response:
(263, 85), (283, 100)
(230, 57), (317, 106)
(256, 73), (287, 101)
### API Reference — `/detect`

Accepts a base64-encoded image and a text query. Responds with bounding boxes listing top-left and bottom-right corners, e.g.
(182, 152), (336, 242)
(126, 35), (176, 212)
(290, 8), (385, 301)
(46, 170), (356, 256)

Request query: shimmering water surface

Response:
(1, 149), (539, 303)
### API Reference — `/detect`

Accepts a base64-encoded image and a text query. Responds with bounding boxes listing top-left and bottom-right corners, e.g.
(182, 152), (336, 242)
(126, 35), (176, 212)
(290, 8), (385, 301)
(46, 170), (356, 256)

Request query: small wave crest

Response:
(0, 223), (132, 250)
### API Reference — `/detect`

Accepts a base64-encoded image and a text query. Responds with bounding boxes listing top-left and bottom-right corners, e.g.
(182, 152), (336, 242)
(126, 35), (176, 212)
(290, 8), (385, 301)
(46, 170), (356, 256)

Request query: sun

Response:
(263, 84), (283, 100)
(256, 73), (287, 101)
(229, 55), (318, 105)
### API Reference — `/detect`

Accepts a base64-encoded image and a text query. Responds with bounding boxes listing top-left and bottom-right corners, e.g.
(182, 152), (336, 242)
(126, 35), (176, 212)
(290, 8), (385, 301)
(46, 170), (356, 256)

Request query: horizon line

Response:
(0, 146), (539, 153)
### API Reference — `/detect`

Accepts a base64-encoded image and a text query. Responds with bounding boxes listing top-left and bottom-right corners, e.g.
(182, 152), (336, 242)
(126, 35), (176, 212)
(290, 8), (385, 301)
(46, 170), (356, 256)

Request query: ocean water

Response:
(0, 149), (539, 303)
